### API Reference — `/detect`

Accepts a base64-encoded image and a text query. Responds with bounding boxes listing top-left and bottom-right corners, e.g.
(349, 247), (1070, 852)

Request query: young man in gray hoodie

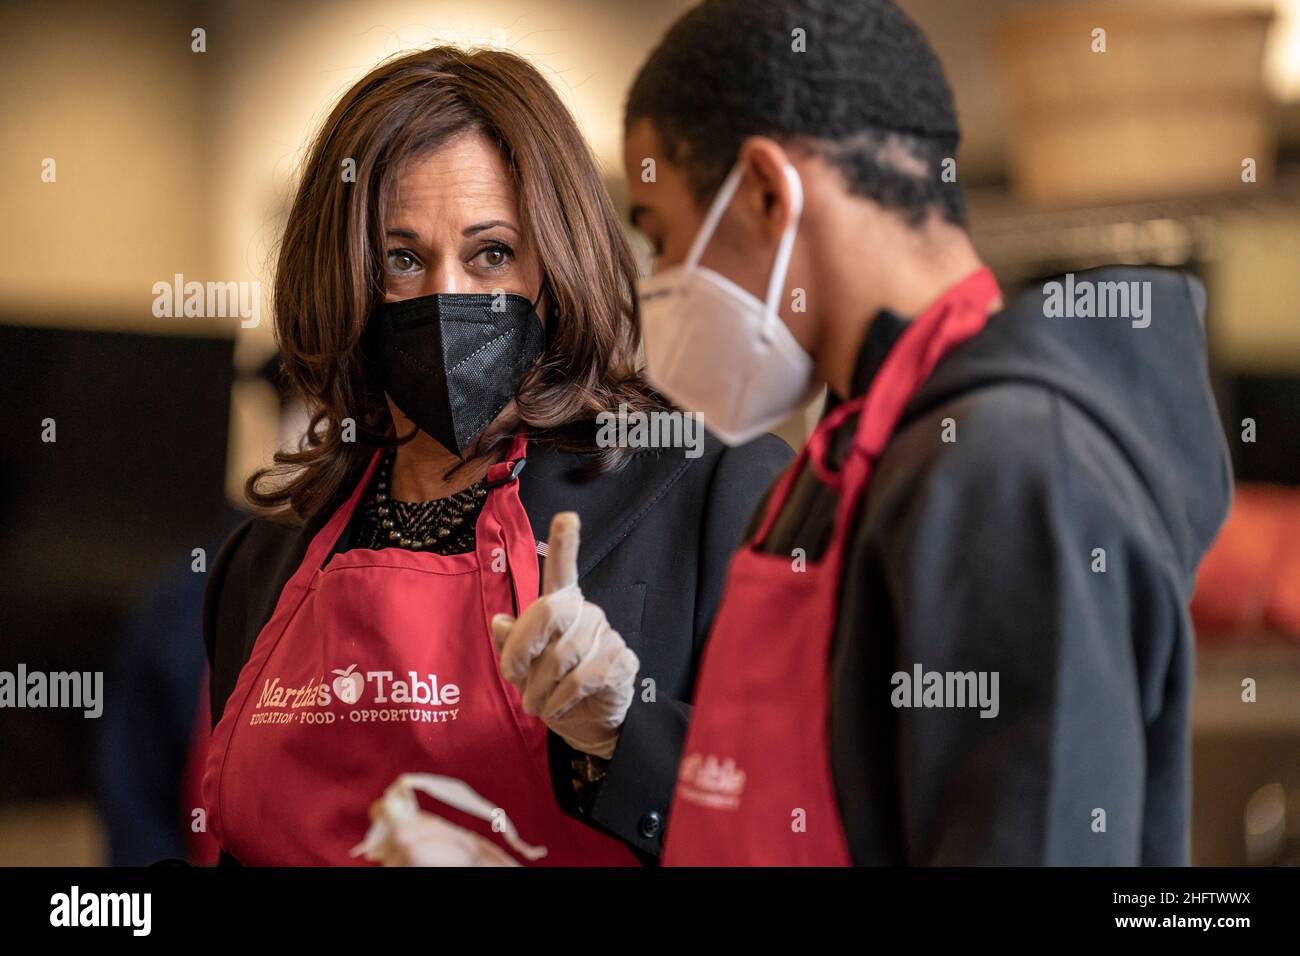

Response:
(624, 0), (1231, 864)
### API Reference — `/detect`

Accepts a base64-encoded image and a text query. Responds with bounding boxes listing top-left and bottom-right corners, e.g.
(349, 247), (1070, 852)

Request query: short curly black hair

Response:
(626, 0), (965, 228)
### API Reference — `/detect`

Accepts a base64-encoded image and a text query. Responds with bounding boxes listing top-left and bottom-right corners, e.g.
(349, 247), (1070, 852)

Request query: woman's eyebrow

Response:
(386, 228), (421, 240)
(463, 220), (519, 237)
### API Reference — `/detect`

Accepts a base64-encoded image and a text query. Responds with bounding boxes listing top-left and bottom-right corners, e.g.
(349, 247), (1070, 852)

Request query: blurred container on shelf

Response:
(1193, 484), (1300, 641)
(995, 1), (1277, 206)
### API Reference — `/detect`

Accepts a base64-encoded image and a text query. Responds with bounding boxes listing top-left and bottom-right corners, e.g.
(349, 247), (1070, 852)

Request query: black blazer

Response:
(203, 431), (791, 862)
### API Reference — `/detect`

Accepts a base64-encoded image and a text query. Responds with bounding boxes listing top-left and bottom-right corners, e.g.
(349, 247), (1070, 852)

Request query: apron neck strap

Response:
(486, 426), (529, 487)
(823, 266), (1000, 547)
(752, 266), (1001, 551)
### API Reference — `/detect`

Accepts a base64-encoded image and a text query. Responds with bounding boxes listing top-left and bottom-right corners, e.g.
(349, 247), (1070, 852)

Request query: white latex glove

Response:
(351, 773), (547, 867)
(490, 512), (640, 760)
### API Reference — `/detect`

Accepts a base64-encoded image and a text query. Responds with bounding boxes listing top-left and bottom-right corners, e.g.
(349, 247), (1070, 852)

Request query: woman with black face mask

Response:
(199, 45), (790, 866)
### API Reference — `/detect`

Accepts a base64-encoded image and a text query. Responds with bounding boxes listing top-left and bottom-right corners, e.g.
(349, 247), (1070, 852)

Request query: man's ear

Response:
(737, 136), (801, 241)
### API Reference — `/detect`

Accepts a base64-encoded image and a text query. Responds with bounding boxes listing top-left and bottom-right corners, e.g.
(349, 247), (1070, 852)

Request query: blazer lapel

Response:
(518, 443), (697, 579)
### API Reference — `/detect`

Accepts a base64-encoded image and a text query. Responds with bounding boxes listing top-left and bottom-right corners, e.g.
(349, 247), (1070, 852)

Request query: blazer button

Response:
(638, 811), (664, 840)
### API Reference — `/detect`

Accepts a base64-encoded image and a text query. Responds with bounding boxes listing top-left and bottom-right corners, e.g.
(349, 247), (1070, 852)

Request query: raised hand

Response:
(490, 512), (640, 759)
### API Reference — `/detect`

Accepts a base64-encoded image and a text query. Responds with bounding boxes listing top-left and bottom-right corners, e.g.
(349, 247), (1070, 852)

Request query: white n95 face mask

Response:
(637, 161), (818, 446)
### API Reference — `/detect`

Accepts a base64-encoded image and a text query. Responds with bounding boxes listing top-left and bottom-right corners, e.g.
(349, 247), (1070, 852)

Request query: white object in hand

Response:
(351, 773), (547, 867)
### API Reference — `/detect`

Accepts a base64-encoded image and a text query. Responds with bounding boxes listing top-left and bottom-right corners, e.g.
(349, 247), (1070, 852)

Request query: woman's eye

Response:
(473, 243), (513, 269)
(387, 249), (420, 274)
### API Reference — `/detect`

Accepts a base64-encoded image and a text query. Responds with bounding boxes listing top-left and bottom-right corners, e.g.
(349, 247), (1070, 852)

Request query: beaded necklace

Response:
(356, 451), (488, 553)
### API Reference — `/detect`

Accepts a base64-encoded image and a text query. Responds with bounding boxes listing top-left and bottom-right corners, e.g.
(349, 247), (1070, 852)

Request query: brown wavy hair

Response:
(247, 45), (667, 522)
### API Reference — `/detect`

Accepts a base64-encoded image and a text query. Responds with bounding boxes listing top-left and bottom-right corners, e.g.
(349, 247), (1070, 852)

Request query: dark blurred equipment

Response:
(0, 324), (233, 805)
(96, 515), (240, 865)
(1222, 375), (1300, 486)
(94, 352), (291, 864)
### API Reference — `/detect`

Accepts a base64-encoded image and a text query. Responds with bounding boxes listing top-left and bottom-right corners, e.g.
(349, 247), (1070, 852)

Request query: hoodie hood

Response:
(907, 265), (1233, 586)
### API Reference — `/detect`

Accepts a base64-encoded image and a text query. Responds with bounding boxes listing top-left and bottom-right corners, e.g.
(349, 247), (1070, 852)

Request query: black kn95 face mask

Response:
(362, 290), (546, 456)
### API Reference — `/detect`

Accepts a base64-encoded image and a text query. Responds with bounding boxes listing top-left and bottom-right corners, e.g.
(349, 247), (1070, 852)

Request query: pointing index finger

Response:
(542, 511), (580, 595)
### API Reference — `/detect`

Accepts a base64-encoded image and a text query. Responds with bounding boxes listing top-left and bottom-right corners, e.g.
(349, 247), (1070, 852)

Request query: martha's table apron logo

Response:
(249, 664), (461, 726)
(676, 753), (747, 811)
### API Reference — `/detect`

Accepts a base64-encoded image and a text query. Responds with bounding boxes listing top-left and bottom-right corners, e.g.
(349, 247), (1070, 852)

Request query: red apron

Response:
(663, 267), (1001, 866)
(202, 431), (638, 866)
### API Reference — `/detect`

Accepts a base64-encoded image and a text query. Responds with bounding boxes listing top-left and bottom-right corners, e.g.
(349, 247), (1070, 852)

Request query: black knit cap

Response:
(627, 0), (961, 212)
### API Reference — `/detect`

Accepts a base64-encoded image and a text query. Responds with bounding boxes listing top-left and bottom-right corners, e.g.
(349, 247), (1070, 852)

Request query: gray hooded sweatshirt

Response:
(752, 265), (1232, 864)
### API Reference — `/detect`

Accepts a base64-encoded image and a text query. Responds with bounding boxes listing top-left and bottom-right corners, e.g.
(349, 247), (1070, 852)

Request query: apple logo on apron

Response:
(332, 665), (363, 705)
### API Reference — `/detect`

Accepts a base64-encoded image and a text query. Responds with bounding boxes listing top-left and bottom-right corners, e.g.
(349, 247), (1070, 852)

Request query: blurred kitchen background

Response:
(0, 0), (1297, 865)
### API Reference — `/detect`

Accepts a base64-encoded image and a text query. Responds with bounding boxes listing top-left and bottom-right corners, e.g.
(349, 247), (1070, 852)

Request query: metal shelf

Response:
(966, 173), (1300, 286)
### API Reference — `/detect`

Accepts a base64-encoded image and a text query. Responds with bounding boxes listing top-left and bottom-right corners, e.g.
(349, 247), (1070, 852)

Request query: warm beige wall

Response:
(0, 0), (215, 333)
(0, 0), (701, 345)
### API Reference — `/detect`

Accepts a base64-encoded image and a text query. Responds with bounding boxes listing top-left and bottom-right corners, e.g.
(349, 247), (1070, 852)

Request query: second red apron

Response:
(202, 431), (638, 866)
(664, 267), (1001, 866)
